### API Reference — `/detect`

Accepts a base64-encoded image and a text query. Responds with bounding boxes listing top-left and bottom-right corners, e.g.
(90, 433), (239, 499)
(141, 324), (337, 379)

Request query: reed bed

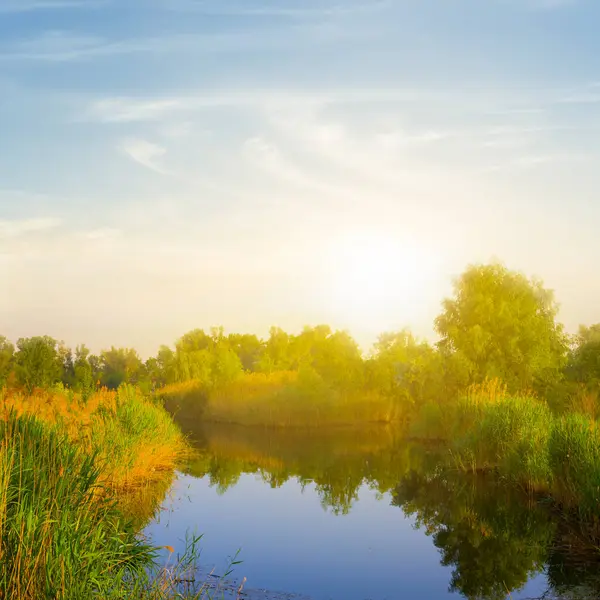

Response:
(0, 414), (154, 599)
(159, 372), (396, 427)
(411, 378), (600, 510)
(0, 385), (187, 488)
(0, 387), (222, 599)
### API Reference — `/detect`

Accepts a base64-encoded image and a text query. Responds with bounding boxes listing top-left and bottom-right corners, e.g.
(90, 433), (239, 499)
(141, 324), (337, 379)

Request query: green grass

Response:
(455, 396), (554, 488)
(0, 413), (154, 599)
(548, 414), (600, 510)
(88, 385), (189, 487)
(0, 395), (241, 599)
(412, 392), (600, 511)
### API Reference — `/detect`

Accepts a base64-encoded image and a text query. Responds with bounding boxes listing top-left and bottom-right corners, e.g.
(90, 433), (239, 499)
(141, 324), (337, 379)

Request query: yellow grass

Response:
(466, 378), (508, 406)
(0, 386), (188, 489)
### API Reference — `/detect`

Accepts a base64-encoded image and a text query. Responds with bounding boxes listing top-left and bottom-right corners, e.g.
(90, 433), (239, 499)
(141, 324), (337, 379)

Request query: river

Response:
(143, 423), (600, 600)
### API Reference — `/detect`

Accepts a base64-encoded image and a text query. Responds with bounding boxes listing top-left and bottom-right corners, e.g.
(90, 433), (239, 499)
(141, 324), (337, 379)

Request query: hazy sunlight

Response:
(325, 232), (437, 329)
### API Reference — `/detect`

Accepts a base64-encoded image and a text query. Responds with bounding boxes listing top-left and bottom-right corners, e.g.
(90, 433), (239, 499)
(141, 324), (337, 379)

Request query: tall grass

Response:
(455, 396), (553, 488)
(548, 415), (600, 510)
(0, 385), (187, 487)
(411, 378), (600, 511)
(160, 372), (396, 427)
(409, 378), (509, 441)
(0, 390), (244, 599)
(0, 413), (154, 599)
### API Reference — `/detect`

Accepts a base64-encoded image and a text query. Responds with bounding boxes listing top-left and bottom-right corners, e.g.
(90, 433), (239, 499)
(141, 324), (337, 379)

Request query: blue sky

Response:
(1, 0), (600, 355)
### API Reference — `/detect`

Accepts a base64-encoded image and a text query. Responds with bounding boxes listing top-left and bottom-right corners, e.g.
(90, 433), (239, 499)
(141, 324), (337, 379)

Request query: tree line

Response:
(2, 262), (600, 407)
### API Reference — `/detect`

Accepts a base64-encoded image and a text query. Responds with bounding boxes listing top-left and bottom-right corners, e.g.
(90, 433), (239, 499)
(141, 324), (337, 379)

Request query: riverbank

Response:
(410, 383), (600, 513)
(158, 374), (397, 428)
(0, 386), (203, 599)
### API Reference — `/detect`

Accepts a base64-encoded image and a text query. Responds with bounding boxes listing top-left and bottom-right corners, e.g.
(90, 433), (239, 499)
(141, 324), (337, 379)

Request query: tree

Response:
(435, 263), (568, 394)
(227, 333), (264, 371)
(14, 336), (62, 392)
(310, 329), (364, 391)
(155, 345), (176, 385)
(176, 329), (212, 354)
(58, 343), (74, 387)
(0, 336), (14, 388)
(99, 347), (143, 389)
(212, 347), (243, 387)
(73, 345), (95, 397)
(367, 329), (443, 406)
(257, 327), (292, 373)
(567, 324), (600, 387)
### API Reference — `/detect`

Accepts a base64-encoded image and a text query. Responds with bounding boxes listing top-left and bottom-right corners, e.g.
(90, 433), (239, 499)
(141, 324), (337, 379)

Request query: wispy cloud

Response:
(119, 138), (169, 174)
(0, 217), (61, 238)
(242, 136), (336, 192)
(86, 98), (186, 123)
(83, 88), (422, 123)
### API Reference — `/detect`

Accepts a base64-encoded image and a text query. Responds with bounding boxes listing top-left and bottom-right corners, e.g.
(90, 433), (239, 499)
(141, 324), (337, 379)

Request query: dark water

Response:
(144, 423), (600, 600)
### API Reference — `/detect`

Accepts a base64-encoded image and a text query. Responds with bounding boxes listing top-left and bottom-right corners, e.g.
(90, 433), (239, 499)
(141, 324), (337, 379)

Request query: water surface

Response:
(145, 423), (600, 600)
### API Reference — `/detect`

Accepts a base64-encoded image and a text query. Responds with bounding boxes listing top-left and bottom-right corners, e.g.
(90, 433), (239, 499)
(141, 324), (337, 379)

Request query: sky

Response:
(1, 0), (600, 356)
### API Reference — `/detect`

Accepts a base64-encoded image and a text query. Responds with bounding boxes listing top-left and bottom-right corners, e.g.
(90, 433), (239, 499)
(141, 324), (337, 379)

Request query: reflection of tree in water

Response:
(180, 423), (402, 513)
(392, 469), (554, 600)
(177, 422), (600, 600)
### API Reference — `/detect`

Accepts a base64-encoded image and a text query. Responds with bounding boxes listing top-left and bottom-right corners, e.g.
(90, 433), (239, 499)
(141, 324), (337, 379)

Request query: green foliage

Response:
(257, 327), (293, 372)
(73, 344), (95, 399)
(226, 333), (264, 371)
(567, 323), (600, 388)
(435, 262), (569, 393)
(99, 347), (144, 389)
(14, 336), (62, 392)
(212, 347), (244, 387)
(0, 337), (14, 388)
(366, 329), (444, 410)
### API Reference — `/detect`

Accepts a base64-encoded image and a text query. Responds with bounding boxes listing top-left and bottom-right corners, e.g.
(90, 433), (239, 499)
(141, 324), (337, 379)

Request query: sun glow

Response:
(324, 231), (439, 330)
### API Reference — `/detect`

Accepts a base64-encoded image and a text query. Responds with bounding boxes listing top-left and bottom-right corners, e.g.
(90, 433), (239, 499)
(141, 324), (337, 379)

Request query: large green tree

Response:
(435, 263), (568, 393)
(14, 336), (62, 392)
